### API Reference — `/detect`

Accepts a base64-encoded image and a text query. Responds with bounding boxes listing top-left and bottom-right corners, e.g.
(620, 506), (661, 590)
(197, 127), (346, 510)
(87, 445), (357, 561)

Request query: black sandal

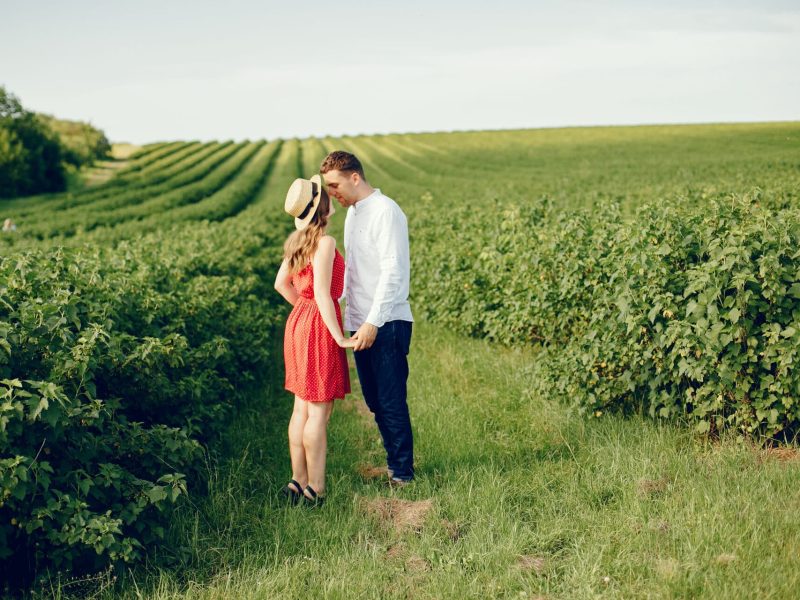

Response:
(280, 479), (304, 505)
(302, 484), (325, 508)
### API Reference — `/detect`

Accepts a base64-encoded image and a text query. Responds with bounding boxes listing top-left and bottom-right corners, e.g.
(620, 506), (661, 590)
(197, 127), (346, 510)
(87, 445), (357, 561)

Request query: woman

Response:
(274, 174), (353, 507)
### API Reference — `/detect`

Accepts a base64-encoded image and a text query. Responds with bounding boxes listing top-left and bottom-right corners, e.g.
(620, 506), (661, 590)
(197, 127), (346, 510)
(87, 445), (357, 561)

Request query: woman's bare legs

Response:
(303, 400), (334, 496)
(287, 395), (309, 492)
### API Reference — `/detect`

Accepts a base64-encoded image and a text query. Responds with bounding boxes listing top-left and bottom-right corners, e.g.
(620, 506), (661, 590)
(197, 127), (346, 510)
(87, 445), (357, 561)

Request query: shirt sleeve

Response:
(365, 206), (409, 329)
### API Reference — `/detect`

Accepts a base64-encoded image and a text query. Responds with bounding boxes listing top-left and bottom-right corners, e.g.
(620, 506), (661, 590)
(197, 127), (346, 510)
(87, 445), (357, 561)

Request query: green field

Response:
(2, 122), (800, 598)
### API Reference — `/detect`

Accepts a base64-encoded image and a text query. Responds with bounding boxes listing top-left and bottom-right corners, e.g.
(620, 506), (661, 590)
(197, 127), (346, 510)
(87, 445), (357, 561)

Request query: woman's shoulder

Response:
(320, 234), (337, 246)
(317, 235), (338, 252)
(313, 235), (337, 263)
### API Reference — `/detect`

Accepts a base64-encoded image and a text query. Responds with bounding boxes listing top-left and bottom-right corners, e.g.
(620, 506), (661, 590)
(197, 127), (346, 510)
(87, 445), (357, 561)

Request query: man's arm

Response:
(353, 206), (409, 351)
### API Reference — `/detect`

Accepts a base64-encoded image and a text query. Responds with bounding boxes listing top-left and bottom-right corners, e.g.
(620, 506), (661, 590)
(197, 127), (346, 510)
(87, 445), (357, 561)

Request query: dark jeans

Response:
(353, 320), (414, 481)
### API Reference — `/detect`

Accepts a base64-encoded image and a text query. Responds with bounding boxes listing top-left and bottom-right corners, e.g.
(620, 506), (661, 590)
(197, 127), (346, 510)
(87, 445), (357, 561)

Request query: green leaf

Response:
(145, 486), (168, 504)
(695, 420), (711, 434)
(648, 304), (662, 323)
(27, 395), (49, 422)
(78, 477), (92, 496)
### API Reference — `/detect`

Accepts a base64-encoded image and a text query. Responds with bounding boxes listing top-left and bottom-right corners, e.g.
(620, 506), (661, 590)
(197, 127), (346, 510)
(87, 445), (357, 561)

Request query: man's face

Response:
(322, 169), (359, 207)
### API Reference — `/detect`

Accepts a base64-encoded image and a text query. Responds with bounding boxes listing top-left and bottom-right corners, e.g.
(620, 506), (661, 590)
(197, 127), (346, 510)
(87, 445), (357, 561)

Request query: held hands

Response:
(337, 336), (357, 349)
(351, 322), (378, 351)
(335, 323), (377, 350)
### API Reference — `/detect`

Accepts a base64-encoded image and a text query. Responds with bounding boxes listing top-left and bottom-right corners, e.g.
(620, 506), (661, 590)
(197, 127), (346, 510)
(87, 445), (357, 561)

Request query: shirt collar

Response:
(352, 188), (381, 214)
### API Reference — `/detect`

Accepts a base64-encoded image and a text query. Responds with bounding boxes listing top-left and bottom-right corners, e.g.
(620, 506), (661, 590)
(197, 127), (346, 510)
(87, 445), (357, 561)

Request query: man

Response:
(320, 151), (415, 485)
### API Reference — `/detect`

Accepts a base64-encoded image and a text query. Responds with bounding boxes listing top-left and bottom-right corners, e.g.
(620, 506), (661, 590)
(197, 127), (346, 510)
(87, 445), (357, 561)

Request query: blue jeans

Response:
(353, 320), (414, 481)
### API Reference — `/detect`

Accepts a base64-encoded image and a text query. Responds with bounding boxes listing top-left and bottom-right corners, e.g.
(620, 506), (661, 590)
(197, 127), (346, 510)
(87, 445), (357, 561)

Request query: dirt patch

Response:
(759, 446), (800, 464)
(636, 476), (670, 498)
(358, 464), (389, 480)
(385, 542), (406, 561)
(382, 541), (431, 576)
(517, 555), (547, 574)
(440, 519), (467, 542)
(405, 555), (431, 573)
(715, 553), (737, 565)
(362, 497), (434, 534)
(655, 557), (681, 578)
(648, 519), (671, 533)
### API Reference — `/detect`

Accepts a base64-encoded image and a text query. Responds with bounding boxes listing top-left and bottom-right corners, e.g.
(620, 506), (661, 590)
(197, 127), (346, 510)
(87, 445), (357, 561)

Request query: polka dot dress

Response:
(283, 248), (351, 402)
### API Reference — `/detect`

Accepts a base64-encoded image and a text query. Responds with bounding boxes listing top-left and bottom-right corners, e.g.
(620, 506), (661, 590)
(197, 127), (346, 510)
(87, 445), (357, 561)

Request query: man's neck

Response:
(353, 185), (376, 204)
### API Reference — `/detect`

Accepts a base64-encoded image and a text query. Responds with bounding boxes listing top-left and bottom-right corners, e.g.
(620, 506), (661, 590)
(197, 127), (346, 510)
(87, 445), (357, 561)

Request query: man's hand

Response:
(352, 322), (378, 351)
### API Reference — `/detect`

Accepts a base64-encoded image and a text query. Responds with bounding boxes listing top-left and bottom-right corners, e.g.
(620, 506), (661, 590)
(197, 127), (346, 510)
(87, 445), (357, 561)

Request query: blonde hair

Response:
(283, 188), (331, 274)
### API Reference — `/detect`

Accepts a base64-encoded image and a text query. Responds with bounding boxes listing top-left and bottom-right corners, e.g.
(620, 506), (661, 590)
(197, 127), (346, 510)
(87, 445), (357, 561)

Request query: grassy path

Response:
(89, 323), (799, 600)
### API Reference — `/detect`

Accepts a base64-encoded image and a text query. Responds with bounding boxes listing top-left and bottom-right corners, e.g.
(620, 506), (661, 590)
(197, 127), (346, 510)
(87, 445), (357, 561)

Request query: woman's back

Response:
(292, 248), (345, 301)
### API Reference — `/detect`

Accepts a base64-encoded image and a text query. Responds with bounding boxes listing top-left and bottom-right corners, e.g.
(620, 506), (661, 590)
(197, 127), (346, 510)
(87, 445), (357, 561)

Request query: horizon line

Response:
(122, 118), (800, 146)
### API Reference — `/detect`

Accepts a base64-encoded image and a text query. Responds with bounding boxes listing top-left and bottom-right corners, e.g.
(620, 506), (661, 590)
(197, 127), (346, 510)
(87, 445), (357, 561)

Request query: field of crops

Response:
(2, 122), (800, 596)
(0, 137), (323, 587)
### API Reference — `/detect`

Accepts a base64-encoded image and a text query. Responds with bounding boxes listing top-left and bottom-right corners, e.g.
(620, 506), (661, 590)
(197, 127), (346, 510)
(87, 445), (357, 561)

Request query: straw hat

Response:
(284, 174), (323, 230)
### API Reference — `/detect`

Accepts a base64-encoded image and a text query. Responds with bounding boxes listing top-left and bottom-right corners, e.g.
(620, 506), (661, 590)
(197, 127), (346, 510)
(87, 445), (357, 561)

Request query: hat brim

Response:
(294, 174), (323, 230)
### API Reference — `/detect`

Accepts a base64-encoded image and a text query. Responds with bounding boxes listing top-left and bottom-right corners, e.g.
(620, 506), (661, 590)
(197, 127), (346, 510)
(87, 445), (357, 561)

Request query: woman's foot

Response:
(280, 479), (305, 505)
(302, 484), (326, 508)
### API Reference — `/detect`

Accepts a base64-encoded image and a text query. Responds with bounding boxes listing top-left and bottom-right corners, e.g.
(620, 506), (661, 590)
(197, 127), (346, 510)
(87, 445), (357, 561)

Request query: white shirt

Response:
(343, 188), (414, 331)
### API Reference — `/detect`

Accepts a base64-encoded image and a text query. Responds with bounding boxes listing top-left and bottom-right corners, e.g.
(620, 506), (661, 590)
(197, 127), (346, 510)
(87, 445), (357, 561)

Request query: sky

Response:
(2, 0), (799, 144)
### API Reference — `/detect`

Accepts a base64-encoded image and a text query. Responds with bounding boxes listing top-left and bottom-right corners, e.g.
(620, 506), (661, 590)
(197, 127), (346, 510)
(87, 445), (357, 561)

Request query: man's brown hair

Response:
(320, 150), (365, 178)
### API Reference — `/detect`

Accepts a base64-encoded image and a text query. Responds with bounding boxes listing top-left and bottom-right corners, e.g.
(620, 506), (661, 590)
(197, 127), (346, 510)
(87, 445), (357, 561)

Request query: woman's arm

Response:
(274, 258), (299, 306)
(313, 236), (351, 347)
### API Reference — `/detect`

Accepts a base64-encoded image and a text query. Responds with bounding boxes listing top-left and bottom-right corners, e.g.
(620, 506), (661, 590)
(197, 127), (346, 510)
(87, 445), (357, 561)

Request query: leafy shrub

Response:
(0, 220), (285, 586)
(413, 191), (800, 438)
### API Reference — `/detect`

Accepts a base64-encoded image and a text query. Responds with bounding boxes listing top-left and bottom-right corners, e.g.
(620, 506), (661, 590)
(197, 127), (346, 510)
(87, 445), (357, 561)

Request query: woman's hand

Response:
(351, 322), (378, 351)
(337, 336), (357, 349)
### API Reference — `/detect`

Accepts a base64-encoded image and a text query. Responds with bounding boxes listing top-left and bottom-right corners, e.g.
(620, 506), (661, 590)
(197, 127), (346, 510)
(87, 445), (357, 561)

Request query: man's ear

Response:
(351, 171), (361, 186)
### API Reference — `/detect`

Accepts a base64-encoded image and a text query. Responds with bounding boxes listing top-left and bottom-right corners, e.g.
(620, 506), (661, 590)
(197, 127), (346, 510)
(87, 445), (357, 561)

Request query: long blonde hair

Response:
(283, 188), (331, 274)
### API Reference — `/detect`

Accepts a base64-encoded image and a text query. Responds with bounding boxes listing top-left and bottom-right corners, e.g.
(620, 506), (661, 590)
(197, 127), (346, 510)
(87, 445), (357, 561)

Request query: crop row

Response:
(9, 142), (229, 220)
(3, 142), (261, 244)
(2, 141), (205, 220)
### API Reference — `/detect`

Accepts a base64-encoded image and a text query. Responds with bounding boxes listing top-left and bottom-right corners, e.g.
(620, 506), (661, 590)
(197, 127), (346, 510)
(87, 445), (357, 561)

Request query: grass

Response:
(40, 322), (800, 600)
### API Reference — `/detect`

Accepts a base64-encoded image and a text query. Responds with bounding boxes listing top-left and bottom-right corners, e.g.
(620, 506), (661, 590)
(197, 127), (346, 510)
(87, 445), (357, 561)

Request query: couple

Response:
(273, 151), (414, 506)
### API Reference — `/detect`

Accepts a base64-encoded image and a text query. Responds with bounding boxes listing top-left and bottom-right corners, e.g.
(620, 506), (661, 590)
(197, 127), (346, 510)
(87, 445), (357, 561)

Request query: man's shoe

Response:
(387, 476), (413, 488)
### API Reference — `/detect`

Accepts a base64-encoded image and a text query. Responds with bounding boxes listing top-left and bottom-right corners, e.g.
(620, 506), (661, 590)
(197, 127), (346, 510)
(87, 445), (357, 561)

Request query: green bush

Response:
(0, 220), (284, 586)
(412, 192), (800, 438)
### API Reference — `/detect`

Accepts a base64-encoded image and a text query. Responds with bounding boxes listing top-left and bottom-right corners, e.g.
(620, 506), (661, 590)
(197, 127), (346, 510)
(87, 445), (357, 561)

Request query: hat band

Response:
(297, 182), (318, 219)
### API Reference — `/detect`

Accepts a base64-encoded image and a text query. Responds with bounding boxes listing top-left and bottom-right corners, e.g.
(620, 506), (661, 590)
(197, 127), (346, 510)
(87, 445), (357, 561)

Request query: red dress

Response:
(284, 249), (351, 402)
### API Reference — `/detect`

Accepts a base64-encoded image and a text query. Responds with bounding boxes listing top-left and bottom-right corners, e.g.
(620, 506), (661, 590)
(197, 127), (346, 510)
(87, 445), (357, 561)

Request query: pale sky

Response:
(2, 0), (798, 143)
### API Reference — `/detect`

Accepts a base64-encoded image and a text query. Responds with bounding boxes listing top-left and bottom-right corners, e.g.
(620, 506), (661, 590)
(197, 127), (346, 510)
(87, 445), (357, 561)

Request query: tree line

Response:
(0, 85), (111, 198)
